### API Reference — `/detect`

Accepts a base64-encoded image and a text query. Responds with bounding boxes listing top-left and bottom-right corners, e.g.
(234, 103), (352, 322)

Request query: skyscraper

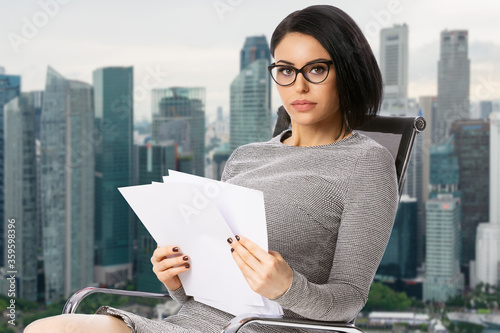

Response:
(380, 24), (408, 102)
(40, 67), (95, 301)
(435, 30), (470, 144)
(449, 120), (489, 273)
(429, 135), (459, 196)
(0, 73), (20, 268)
(93, 67), (134, 287)
(133, 142), (177, 293)
(2, 93), (37, 301)
(377, 195), (418, 279)
(424, 194), (464, 302)
(151, 87), (205, 177)
(230, 36), (272, 151)
(471, 112), (500, 288)
(240, 35), (271, 72)
(479, 101), (493, 121)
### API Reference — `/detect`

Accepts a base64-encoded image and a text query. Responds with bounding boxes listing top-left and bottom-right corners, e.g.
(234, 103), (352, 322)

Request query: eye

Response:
(278, 67), (295, 77)
(308, 64), (327, 75)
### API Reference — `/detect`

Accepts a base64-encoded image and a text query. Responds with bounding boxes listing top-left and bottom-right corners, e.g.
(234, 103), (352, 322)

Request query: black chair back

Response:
(272, 106), (426, 196)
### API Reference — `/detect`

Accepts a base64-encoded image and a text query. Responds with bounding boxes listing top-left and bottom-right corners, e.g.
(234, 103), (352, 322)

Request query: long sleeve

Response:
(271, 146), (398, 322)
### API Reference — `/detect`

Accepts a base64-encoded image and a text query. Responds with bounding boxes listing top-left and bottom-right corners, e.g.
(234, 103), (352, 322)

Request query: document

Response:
(118, 171), (283, 316)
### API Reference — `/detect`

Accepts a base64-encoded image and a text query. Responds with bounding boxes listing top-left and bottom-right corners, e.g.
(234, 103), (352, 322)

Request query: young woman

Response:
(25, 5), (398, 333)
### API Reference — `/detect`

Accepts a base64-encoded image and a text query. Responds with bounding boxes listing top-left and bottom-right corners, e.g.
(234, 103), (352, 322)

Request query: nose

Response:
(294, 72), (309, 93)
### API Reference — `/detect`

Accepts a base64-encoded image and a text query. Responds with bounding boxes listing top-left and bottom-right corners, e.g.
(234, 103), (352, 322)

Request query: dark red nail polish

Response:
(235, 235), (240, 241)
(185, 264), (190, 269)
(183, 256), (188, 261)
(227, 237), (233, 244)
(231, 248), (235, 253)
(173, 247), (179, 252)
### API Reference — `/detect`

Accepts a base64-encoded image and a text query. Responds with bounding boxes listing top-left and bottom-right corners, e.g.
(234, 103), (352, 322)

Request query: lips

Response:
(291, 99), (317, 112)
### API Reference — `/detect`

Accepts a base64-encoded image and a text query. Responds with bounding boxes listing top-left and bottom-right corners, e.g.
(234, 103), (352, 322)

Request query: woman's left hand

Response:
(227, 235), (293, 300)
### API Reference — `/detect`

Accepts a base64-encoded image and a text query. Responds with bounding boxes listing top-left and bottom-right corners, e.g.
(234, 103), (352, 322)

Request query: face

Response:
(273, 32), (341, 130)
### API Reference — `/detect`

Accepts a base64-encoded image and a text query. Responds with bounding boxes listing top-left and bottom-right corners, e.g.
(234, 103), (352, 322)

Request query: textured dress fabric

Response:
(96, 130), (399, 333)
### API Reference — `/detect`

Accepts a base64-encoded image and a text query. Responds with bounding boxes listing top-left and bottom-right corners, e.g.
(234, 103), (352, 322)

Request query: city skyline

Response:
(1, 0), (499, 121)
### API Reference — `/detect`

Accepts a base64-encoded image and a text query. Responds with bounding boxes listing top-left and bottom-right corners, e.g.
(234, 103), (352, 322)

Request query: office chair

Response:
(63, 109), (426, 333)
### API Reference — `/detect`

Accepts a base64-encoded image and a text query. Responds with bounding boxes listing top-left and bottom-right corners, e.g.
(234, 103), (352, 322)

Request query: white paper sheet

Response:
(118, 172), (283, 316)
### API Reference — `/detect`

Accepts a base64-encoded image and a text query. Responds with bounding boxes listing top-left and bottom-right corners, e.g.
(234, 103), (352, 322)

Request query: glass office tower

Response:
(378, 196), (418, 279)
(0, 73), (20, 268)
(152, 87), (205, 177)
(2, 93), (37, 301)
(435, 30), (470, 144)
(133, 142), (177, 292)
(93, 67), (134, 287)
(424, 194), (464, 302)
(40, 67), (95, 302)
(449, 120), (489, 272)
(230, 36), (272, 151)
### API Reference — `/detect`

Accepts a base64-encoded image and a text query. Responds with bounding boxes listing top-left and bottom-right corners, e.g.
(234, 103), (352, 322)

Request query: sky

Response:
(1, 0), (499, 122)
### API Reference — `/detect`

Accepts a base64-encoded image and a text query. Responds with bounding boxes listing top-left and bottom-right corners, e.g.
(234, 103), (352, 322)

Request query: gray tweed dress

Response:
(96, 130), (399, 332)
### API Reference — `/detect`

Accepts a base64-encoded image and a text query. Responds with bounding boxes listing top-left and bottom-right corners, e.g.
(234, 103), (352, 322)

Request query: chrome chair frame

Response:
(63, 113), (426, 333)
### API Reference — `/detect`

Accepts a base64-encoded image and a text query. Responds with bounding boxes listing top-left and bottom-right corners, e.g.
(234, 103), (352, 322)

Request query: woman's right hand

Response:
(151, 246), (190, 291)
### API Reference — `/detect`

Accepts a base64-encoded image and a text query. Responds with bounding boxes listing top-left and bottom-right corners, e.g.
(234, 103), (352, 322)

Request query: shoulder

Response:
(349, 132), (395, 167)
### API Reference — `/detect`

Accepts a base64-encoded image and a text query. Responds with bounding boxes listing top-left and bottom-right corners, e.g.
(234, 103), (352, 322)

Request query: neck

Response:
(284, 121), (351, 147)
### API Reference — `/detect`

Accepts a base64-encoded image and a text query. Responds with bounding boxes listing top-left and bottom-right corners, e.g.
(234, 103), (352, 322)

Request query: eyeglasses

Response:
(268, 60), (334, 86)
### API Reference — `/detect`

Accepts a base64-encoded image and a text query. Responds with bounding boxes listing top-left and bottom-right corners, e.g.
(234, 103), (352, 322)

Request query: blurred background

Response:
(0, 0), (499, 332)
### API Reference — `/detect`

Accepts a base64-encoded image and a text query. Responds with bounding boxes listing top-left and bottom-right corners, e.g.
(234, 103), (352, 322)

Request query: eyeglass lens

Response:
(271, 63), (330, 85)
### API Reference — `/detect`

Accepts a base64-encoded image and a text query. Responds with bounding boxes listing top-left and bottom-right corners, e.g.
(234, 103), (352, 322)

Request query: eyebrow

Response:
(276, 58), (331, 66)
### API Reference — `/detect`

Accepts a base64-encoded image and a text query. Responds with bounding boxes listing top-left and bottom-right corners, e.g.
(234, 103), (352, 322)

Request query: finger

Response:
(230, 235), (272, 265)
(230, 247), (259, 285)
(156, 262), (191, 279)
(153, 255), (190, 273)
(151, 246), (181, 263)
(228, 237), (262, 270)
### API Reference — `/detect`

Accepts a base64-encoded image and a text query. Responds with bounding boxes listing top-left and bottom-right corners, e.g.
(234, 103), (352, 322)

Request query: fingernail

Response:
(183, 256), (188, 261)
(185, 264), (190, 269)
(235, 235), (240, 241)
(227, 237), (233, 244)
(231, 248), (235, 253)
(173, 247), (179, 252)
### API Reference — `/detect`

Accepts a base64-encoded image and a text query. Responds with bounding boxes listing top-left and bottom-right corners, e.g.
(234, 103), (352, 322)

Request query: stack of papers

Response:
(118, 170), (283, 316)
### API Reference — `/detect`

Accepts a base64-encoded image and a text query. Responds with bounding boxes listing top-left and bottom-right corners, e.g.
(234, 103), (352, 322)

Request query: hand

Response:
(151, 246), (190, 291)
(228, 235), (293, 300)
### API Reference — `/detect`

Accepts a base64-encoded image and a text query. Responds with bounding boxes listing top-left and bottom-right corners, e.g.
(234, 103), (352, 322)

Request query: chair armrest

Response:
(62, 287), (171, 314)
(222, 313), (364, 333)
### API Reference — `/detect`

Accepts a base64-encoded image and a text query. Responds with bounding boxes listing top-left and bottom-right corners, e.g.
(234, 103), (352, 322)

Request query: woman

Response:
(25, 5), (398, 333)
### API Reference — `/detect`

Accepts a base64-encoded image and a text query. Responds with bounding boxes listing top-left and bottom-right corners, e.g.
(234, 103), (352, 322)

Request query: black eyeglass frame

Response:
(267, 60), (334, 86)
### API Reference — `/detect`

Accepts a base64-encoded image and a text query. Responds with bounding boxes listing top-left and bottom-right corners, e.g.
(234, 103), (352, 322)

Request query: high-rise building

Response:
(230, 36), (272, 151)
(449, 120), (489, 273)
(1, 93), (37, 301)
(40, 67), (95, 301)
(93, 67), (134, 287)
(471, 112), (500, 288)
(240, 35), (271, 72)
(490, 113), (500, 224)
(423, 194), (464, 302)
(133, 142), (177, 292)
(435, 30), (470, 144)
(0, 73), (20, 268)
(479, 101), (493, 121)
(380, 24), (408, 102)
(377, 195), (418, 279)
(151, 87), (205, 177)
(429, 135), (460, 196)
